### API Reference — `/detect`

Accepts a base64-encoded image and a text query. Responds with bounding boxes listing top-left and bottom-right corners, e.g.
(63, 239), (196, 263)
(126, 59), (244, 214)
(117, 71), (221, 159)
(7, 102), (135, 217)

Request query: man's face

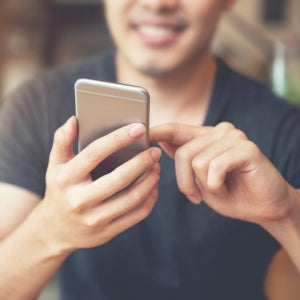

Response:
(103, 0), (234, 78)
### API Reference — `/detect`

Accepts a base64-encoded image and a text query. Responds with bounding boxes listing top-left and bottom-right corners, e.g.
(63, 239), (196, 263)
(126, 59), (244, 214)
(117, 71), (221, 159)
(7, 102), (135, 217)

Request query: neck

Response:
(116, 52), (217, 127)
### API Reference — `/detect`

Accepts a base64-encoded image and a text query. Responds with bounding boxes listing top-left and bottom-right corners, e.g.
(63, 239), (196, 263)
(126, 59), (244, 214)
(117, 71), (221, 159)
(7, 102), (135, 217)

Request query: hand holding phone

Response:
(42, 116), (161, 250)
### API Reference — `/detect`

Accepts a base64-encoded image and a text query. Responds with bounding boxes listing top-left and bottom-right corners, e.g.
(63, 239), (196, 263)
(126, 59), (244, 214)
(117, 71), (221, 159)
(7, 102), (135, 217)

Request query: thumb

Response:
(49, 116), (77, 165)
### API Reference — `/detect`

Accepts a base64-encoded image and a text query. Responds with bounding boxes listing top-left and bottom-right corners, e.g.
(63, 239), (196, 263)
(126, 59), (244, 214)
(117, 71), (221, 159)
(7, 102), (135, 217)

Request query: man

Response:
(0, 0), (299, 299)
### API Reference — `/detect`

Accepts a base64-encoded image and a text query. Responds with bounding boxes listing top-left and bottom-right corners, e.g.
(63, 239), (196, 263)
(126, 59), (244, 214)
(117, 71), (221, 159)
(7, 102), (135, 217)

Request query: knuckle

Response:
(192, 156), (206, 172)
(66, 188), (87, 213)
(83, 215), (98, 228)
(68, 197), (83, 213)
(207, 183), (219, 195)
(55, 170), (69, 188)
(175, 147), (189, 162)
(136, 151), (153, 169)
(111, 131), (124, 146)
(84, 145), (101, 165)
(110, 172), (127, 190)
(131, 188), (142, 204)
(144, 149), (156, 165)
(209, 159), (220, 171)
(244, 140), (259, 156)
(216, 122), (235, 133)
(228, 129), (247, 141)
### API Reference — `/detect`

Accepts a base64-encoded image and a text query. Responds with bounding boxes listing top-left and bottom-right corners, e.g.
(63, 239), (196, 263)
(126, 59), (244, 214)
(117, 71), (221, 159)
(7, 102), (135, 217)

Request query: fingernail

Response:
(129, 123), (146, 137)
(151, 148), (162, 162)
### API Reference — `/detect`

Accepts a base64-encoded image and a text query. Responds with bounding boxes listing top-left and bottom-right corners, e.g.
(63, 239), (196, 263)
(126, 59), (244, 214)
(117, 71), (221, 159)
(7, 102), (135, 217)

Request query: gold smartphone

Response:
(75, 79), (150, 180)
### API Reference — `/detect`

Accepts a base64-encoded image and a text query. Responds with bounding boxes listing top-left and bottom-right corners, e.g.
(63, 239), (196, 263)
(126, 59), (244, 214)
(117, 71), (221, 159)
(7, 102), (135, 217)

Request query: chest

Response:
(149, 100), (208, 127)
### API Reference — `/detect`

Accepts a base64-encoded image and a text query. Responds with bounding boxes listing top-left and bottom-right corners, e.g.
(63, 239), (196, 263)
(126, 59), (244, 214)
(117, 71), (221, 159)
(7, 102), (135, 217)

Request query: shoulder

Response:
(220, 61), (300, 184)
(13, 48), (115, 101)
(219, 61), (299, 115)
(3, 48), (115, 101)
(217, 59), (300, 129)
(1, 48), (116, 126)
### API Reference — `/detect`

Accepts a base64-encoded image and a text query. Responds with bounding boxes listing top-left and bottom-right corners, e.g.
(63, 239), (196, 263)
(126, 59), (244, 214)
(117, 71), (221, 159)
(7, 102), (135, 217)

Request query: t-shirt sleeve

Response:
(0, 83), (50, 198)
(0, 56), (100, 198)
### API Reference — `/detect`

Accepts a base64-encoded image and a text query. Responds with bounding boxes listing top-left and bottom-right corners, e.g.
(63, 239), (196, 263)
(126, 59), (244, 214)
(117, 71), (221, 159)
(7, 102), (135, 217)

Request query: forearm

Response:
(262, 188), (300, 273)
(0, 203), (70, 300)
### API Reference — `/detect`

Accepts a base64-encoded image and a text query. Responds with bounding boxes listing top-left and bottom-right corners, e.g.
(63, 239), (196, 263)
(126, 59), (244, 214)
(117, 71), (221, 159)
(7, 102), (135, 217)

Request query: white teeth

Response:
(139, 25), (174, 38)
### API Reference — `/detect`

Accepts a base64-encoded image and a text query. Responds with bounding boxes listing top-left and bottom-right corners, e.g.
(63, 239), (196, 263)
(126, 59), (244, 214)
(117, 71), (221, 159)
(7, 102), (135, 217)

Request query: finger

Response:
(64, 123), (147, 183)
(150, 123), (211, 145)
(198, 143), (255, 218)
(83, 165), (160, 227)
(104, 186), (159, 238)
(49, 116), (77, 165)
(69, 147), (161, 210)
(192, 128), (247, 194)
(174, 140), (203, 204)
(174, 123), (238, 204)
(206, 140), (258, 193)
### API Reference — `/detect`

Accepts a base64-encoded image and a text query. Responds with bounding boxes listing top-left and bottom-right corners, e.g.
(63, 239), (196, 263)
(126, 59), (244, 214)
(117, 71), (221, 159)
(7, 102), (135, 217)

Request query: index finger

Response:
(150, 123), (212, 145)
(63, 123), (147, 183)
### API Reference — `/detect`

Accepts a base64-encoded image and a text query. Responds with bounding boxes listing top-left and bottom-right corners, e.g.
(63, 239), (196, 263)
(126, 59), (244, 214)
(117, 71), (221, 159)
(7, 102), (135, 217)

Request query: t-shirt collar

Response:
(102, 50), (232, 127)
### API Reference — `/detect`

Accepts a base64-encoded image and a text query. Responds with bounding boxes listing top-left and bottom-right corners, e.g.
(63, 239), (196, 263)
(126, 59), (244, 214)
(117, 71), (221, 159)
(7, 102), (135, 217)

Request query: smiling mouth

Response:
(131, 22), (186, 46)
(138, 25), (180, 38)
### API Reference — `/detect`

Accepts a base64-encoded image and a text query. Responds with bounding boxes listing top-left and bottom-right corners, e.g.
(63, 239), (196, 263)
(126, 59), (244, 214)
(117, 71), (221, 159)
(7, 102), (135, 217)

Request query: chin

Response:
(121, 48), (185, 78)
(138, 65), (173, 78)
(132, 57), (178, 78)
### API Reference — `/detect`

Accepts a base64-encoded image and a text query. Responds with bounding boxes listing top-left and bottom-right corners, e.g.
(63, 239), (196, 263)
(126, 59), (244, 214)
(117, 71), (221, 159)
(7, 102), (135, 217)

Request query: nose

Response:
(139, 0), (179, 12)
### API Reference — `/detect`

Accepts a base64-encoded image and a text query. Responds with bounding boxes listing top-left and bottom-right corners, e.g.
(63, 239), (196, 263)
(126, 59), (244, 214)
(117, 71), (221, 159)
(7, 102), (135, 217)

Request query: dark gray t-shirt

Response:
(1, 50), (300, 299)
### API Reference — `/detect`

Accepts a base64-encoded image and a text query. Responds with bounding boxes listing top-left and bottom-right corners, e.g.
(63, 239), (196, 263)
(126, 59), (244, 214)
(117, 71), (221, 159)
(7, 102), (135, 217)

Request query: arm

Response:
(0, 117), (161, 300)
(150, 122), (300, 272)
(264, 248), (300, 299)
(263, 189), (300, 273)
(0, 185), (68, 300)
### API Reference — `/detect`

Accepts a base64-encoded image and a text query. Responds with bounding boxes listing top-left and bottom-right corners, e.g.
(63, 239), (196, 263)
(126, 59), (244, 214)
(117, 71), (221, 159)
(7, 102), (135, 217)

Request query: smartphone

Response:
(75, 79), (150, 180)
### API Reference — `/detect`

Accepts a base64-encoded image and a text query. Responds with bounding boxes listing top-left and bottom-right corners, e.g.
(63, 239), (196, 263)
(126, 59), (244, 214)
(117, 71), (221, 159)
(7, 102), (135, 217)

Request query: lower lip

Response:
(133, 27), (181, 47)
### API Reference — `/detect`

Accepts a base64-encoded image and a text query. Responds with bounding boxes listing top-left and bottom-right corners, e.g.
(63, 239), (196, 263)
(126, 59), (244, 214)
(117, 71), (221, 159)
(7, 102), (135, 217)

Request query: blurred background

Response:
(0, 0), (299, 299)
(0, 0), (299, 106)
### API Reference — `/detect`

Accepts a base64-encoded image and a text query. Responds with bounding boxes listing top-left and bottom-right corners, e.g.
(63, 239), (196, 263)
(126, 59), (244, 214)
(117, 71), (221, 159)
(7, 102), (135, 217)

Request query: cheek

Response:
(104, 9), (123, 43)
(188, 1), (223, 24)
(104, 1), (132, 42)
(189, 3), (223, 38)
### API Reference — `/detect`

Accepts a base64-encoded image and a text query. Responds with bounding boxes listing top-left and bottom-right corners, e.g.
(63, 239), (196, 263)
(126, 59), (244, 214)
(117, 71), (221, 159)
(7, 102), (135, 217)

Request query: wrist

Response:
(28, 201), (73, 260)
(289, 189), (300, 229)
(287, 189), (300, 248)
(262, 186), (300, 236)
(261, 187), (300, 271)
